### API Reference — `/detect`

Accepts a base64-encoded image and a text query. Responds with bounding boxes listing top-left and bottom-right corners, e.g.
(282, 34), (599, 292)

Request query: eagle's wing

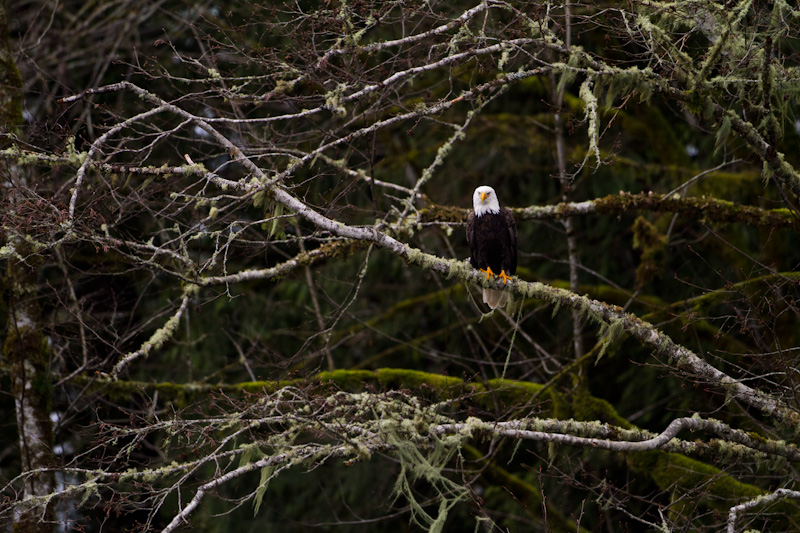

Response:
(502, 207), (517, 274)
(466, 211), (476, 266)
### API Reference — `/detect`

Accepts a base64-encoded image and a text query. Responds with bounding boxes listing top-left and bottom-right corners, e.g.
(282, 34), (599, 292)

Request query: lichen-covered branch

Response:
(412, 192), (798, 229)
(110, 286), (195, 378)
(727, 488), (800, 533)
(77, 370), (800, 464)
(437, 415), (800, 462)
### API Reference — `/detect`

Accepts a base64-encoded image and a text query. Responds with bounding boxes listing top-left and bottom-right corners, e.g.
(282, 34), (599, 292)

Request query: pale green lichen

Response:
(579, 77), (601, 168)
(404, 247), (424, 266)
(181, 162), (207, 175)
(498, 43), (512, 71)
(324, 83), (348, 117)
(136, 303), (185, 360)
(446, 22), (475, 54)
(63, 135), (88, 165)
(596, 318), (626, 362)
(78, 480), (98, 507)
(272, 78), (297, 96)
(556, 51), (582, 95)
(445, 257), (472, 281)
(350, 16), (376, 45)
(12, 145), (44, 166)
(0, 245), (15, 259)
(461, 417), (486, 439)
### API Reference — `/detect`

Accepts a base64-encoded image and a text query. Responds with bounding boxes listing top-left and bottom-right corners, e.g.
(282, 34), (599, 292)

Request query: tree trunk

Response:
(0, 0), (56, 530)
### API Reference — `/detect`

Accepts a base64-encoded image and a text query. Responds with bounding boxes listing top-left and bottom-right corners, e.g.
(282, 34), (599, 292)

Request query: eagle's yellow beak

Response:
(479, 192), (488, 202)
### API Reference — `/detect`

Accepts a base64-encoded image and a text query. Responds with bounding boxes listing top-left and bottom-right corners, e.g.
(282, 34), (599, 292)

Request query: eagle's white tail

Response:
(483, 288), (509, 309)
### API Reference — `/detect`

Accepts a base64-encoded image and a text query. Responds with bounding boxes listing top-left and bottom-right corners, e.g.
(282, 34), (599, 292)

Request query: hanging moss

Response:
(684, 90), (707, 116)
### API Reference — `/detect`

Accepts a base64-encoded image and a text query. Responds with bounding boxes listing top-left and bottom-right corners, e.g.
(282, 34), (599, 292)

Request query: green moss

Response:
(547, 278), (664, 309)
(376, 368), (463, 393)
(318, 369), (375, 390)
(624, 448), (800, 521)
(482, 378), (542, 400)
(652, 452), (762, 505)
(414, 205), (468, 224)
(235, 380), (294, 394)
(591, 192), (796, 229)
(684, 90), (706, 116)
(572, 388), (633, 429)
(669, 272), (800, 317)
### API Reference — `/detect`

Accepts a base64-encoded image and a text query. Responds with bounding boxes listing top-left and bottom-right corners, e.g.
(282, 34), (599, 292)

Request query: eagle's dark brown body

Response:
(466, 208), (517, 280)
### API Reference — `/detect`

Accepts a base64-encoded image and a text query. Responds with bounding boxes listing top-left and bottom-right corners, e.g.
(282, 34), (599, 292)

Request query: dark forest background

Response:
(3, 0), (800, 531)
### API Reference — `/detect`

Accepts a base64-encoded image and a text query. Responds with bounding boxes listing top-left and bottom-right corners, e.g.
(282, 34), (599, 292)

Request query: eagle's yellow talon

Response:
(498, 270), (512, 285)
(479, 266), (495, 280)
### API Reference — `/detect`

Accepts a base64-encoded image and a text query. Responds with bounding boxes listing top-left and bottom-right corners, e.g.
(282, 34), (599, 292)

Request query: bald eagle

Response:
(466, 186), (517, 309)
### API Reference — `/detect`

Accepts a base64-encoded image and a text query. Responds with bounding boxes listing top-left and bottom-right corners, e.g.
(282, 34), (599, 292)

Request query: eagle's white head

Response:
(472, 185), (500, 217)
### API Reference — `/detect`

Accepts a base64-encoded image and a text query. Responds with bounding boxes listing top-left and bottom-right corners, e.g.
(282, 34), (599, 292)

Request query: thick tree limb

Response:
(413, 192), (798, 229)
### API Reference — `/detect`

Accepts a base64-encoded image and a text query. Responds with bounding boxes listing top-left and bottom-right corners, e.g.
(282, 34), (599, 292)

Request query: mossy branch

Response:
(77, 370), (800, 464)
(437, 416), (800, 463)
(0, 145), (209, 177)
(396, 249), (800, 428)
(79, 367), (551, 407)
(728, 488), (800, 533)
(659, 271), (800, 317)
(693, 0), (754, 87)
(110, 286), (196, 379)
(411, 192), (798, 230)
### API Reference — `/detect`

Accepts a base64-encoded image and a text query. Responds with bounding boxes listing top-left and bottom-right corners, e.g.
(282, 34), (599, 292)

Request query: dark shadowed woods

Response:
(3, 1), (800, 531)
